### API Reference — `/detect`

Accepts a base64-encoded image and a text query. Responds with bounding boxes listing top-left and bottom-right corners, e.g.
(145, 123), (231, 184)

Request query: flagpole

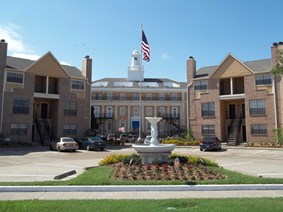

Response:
(138, 24), (143, 142)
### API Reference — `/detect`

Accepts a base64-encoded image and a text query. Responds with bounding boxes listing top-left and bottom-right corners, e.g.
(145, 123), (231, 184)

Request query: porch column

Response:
(230, 78), (233, 95)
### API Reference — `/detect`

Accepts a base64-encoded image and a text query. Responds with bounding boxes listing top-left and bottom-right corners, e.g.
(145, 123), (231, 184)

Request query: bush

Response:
(168, 153), (188, 165)
(122, 153), (142, 165)
(99, 154), (128, 166)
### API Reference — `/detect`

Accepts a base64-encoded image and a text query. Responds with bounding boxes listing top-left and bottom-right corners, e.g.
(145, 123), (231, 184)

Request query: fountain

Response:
(132, 117), (176, 164)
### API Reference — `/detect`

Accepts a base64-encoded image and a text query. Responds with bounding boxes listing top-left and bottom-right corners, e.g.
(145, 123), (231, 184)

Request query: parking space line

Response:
(251, 150), (267, 154)
(221, 162), (253, 166)
(34, 163), (82, 168)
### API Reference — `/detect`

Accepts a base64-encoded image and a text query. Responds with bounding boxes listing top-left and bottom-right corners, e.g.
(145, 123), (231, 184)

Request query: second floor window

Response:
(194, 80), (208, 90)
(64, 101), (77, 116)
(120, 107), (125, 115)
(107, 93), (113, 100)
(133, 107), (139, 116)
(72, 80), (84, 90)
(159, 93), (165, 100)
(172, 107), (178, 118)
(13, 98), (29, 114)
(133, 93), (139, 100)
(255, 74), (272, 85)
(249, 99), (265, 115)
(7, 72), (24, 83)
(107, 107), (113, 118)
(146, 93), (152, 100)
(171, 94), (177, 101)
(120, 93), (126, 100)
(147, 107), (153, 116)
(201, 102), (215, 117)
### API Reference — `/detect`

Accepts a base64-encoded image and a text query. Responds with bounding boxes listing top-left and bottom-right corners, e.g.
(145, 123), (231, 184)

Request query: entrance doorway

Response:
(229, 104), (236, 119)
(41, 103), (48, 119)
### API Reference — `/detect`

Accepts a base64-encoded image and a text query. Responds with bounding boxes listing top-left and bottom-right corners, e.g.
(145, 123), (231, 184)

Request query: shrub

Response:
(168, 153), (188, 165)
(122, 153), (142, 165)
(99, 154), (128, 166)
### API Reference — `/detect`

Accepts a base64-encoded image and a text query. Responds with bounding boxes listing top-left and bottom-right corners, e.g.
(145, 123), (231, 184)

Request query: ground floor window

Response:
(201, 125), (215, 135)
(251, 124), (267, 135)
(63, 124), (77, 135)
(11, 123), (28, 135)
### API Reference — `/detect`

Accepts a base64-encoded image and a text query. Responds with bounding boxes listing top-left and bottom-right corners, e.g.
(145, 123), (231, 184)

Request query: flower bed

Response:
(111, 162), (225, 181)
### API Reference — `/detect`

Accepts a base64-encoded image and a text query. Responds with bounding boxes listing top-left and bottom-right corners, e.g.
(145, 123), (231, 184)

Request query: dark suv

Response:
(200, 136), (222, 151)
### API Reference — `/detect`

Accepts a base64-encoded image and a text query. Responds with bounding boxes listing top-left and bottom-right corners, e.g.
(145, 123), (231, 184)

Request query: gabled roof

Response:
(6, 54), (85, 79)
(196, 57), (272, 79)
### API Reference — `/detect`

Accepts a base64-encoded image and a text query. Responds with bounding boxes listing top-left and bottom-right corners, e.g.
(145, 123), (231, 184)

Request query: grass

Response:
(1, 166), (283, 186)
(1, 198), (283, 212)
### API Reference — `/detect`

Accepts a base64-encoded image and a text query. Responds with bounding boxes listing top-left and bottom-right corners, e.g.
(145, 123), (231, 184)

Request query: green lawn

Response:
(1, 198), (283, 212)
(1, 166), (283, 186)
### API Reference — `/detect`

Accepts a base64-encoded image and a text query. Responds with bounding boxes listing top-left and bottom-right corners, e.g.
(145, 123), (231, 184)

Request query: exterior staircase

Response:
(34, 118), (52, 146)
(227, 117), (242, 146)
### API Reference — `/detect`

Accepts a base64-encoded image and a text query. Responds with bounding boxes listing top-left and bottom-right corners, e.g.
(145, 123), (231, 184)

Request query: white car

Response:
(50, 137), (78, 152)
(144, 136), (152, 144)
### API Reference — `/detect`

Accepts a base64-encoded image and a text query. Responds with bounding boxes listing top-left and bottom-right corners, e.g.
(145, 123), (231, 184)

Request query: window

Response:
(72, 80), (84, 90)
(11, 123), (28, 135)
(64, 101), (77, 116)
(146, 93), (152, 100)
(159, 93), (165, 100)
(63, 125), (77, 135)
(251, 124), (267, 135)
(172, 107), (178, 118)
(119, 120), (126, 128)
(158, 107), (165, 116)
(133, 107), (139, 116)
(107, 93), (113, 100)
(249, 99), (265, 115)
(146, 122), (151, 131)
(171, 94), (177, 101)
(94, 93), (101, 100)
(120, 93), (126, 100)
(7, 72), (23, 83)
(107, 122), (112, 131)
(255, 74), (272, 85)
(201, 125), (215, 135)
(93, 106), (100, 118)
(194, 80), (208, 90)
(120, 107), (125, 115)
(147, 107), (152, 116)
(201, 102), (215, 117)
(107, 107), (113, 118)
(133, 93), (139, 100)
(13, 98), (29, 114)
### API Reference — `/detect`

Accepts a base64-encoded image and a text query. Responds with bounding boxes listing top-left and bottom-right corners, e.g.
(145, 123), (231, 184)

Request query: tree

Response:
(271, 50), (283, 76)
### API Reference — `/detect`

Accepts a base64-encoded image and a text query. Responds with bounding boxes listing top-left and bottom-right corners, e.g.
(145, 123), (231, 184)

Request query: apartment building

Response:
(91, 50), (187, 138)
(187, 42), (283, 145)
(0, 39), (92, 145)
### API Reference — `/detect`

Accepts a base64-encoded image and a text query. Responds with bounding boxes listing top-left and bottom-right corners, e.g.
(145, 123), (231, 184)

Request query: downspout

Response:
(273, 75), (279, 142)
(0, 69), (5, 133)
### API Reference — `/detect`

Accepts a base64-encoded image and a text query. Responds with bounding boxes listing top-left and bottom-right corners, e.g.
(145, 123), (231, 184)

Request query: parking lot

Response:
(0, 145), (283, 182)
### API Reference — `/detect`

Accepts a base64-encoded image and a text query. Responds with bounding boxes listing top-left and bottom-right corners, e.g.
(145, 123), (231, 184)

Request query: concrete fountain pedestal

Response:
(132, 117), (176, 164)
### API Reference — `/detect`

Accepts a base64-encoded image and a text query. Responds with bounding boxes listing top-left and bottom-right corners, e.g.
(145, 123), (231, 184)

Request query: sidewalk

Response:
(1, 185), (283, 200)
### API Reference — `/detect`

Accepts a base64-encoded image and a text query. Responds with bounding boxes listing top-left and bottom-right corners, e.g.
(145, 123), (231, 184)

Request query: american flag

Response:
(141, 30), (150, 62)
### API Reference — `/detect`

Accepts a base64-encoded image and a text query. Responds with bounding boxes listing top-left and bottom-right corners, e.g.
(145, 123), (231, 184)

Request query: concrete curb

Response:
(54, 170), (76, 180)
(1, 184), (283, 192)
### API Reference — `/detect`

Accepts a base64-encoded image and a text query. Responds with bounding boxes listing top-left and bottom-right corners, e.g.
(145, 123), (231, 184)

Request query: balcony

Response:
(92, 96), (182, 101)
(219, 77), (245, 100)
(34, 76), (59, 99)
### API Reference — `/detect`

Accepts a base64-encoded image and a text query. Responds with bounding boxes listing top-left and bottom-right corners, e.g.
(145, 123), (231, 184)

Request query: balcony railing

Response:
(158, 113), (179, 119)
(93, 113), (114, 119)
(92, 96), (182, 101)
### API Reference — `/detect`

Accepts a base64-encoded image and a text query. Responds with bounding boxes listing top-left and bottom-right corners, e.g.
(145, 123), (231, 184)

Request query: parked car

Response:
(81, 136), (105, 151)
(49, 137), (78, 152)
(200, 136), (222, 151)
(117, 133), (129, 144)
(107, 134), (116, 142)
(144, 136), (152, 144)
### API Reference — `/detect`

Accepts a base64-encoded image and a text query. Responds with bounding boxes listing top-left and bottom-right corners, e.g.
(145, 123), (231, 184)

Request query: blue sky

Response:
(1, 0), (283, 82)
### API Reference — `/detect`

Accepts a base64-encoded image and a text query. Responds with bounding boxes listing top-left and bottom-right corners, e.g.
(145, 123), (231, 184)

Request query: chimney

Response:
(271, 42), (283, 68)
(82, 55), (92, 84)
(187, 56), (196, 84)
(0, 39), (7, 70)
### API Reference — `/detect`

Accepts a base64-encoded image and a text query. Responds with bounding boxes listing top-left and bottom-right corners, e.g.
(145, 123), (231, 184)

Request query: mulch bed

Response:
(111, 163), (226, 181)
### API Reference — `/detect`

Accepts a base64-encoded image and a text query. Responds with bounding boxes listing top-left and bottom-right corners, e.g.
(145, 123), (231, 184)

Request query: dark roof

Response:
(196, 58), (272, 78)
(92, 78), (187, 89)
(6, 56), (84, 79)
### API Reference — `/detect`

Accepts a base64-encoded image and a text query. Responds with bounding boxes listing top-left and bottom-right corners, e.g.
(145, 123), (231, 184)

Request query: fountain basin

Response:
(132, 144), (176, 153)
(132, 144), (176, 164)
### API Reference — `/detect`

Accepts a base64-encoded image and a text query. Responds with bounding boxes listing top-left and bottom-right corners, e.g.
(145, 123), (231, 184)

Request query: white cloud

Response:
(11, 53), (40, 61)
(160, 53), (170, 60)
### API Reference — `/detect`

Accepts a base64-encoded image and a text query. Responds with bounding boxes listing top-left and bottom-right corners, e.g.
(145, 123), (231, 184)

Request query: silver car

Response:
(50, 137), (78, 152)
